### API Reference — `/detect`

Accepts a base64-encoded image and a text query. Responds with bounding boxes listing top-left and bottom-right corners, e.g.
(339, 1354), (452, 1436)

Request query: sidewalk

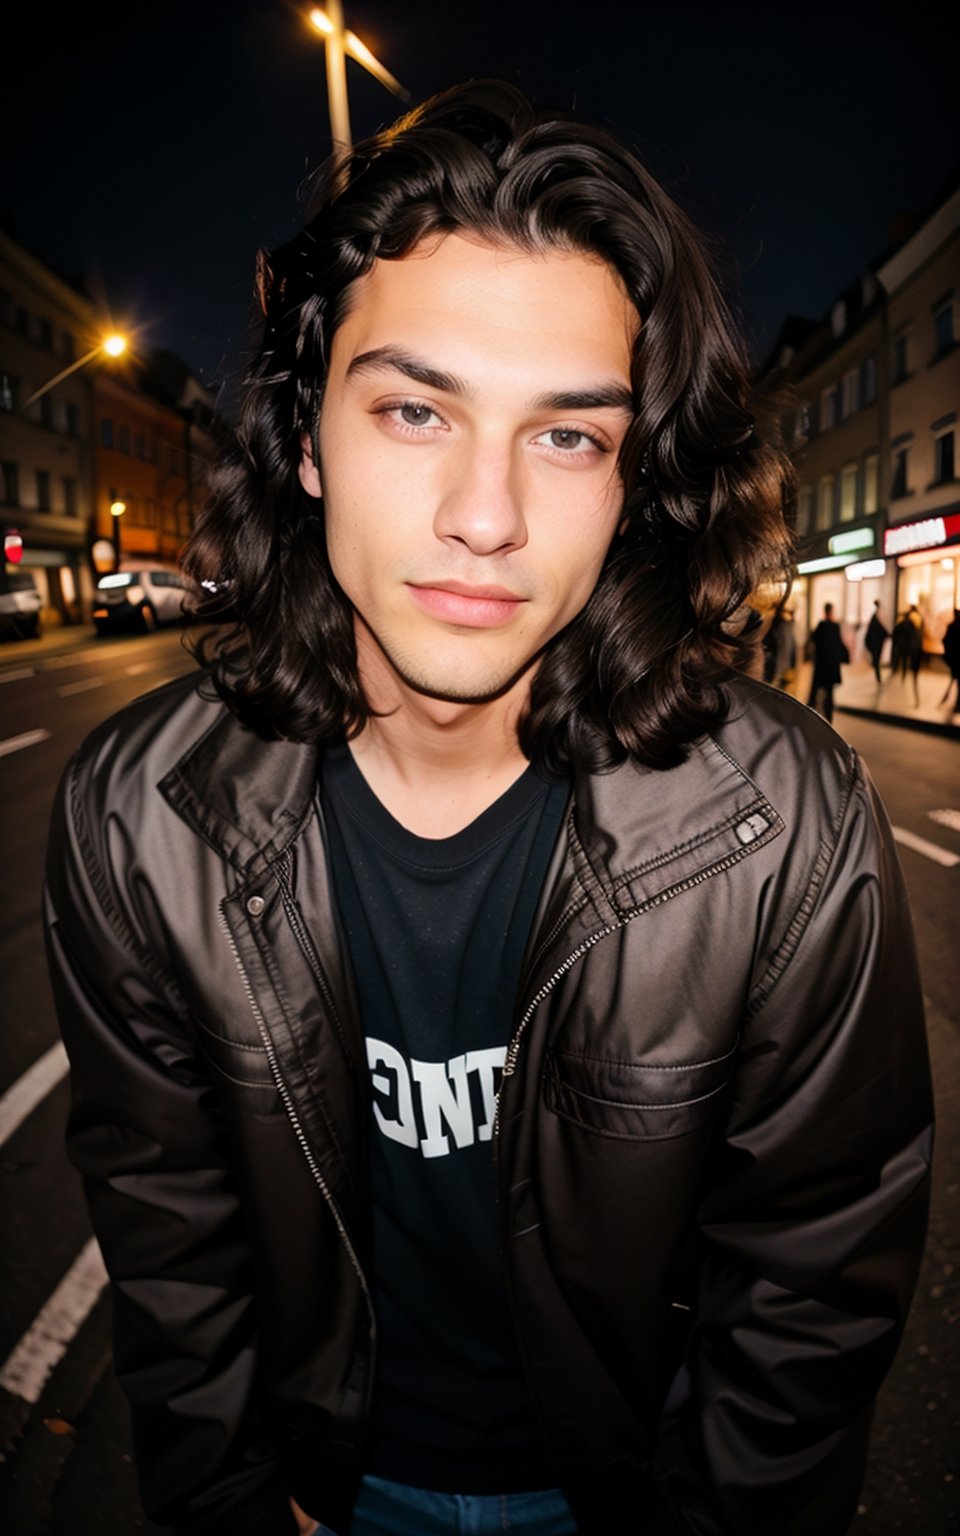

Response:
(794, 659), (960, 740)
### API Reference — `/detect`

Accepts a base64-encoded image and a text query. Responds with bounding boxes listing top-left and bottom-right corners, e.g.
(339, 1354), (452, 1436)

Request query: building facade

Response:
(763, 182), (959, 665)
(1, 228), (221, 628)
(0, 229), (101, 626)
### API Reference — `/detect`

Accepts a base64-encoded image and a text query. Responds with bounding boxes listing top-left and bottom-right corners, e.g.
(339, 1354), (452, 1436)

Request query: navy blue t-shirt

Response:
(321, 743), (568, 1493)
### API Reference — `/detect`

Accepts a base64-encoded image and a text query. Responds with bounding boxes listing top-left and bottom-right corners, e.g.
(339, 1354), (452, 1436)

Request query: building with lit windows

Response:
(0, 227), (100, 627)
(92, 352), (219, 576)
(762, 181), (959, 666)
(877, 187), (960, 651)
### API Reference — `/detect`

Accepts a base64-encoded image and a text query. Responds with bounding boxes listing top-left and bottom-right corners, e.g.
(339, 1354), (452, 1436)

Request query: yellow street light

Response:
(109, 500), (127, 518)
(307, 4), (409, 149)
(23, 332), (129, 408)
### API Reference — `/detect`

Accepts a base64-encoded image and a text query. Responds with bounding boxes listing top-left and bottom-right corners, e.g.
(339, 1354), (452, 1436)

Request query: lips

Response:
(407, 580), (527, 628)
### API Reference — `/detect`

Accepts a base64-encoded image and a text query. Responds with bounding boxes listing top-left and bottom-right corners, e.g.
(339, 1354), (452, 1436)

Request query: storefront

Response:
(796, 524), (897, 663)
(885, 510), (960, 654)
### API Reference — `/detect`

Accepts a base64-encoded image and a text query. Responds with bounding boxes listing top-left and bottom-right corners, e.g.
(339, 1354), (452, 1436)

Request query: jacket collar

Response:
(159, 702), (321, 879)
(160, 685), (783, 893)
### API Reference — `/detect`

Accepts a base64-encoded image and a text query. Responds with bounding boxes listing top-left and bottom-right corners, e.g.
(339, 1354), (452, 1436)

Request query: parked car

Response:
(92, 567), (187, 635)
(0, 570), (43, 640)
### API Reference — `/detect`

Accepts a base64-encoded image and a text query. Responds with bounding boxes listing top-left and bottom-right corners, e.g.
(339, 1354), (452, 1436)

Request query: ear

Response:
(299, 434), (323, 500)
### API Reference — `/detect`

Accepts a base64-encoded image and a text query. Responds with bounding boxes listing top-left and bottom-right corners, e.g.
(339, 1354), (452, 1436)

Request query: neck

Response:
(347, 633), (534, 838)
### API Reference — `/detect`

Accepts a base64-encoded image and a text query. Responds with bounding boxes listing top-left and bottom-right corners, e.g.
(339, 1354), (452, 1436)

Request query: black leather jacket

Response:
(44, 670), (933, 1536)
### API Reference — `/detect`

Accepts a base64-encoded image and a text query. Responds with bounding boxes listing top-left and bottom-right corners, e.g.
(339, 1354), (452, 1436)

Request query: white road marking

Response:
(56, 676), (104, 697)
(38, 647), (107, 671)
(0, 1042), (69, 1149)
(0, 728), (51, 758)
(892, 826), (960, 868)
(929, 808), (960, 834)
(0, 1238), (108, 1404)
(124, 662), (153, 675)
(0, 667), (35, 684)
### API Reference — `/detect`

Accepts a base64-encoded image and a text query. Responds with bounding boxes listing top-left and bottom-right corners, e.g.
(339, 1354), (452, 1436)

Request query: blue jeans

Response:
(321, 1473), (578, 1534)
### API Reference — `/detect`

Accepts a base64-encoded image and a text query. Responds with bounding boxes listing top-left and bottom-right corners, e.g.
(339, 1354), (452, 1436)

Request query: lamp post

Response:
(23, 333), (128, 409)
(110, 498), (126, 571)
(308, 5), (410, 149)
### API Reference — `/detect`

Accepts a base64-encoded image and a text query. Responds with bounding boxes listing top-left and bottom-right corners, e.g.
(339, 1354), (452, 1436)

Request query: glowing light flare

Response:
(102, 334), (127, 358)
(309, 8), (335, 34)
(110, 500), (127, 519)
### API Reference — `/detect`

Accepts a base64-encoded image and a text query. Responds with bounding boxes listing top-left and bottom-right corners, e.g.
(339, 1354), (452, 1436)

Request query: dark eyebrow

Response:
(530, 385), (634, 413)
(346, 346), (470, 396)
(346, 344), (634, 414)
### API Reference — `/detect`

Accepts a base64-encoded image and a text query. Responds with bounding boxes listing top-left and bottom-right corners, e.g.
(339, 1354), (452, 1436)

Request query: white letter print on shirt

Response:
(366, 1039), (506, 1159)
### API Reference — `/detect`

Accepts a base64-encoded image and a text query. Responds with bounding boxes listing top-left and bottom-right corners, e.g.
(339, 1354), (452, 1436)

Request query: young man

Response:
(45, 83), (932, 1536)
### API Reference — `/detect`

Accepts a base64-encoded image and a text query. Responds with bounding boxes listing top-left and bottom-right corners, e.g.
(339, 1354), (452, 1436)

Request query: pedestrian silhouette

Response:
(806, 602), (848, 722)
(864, 601), (888, 684)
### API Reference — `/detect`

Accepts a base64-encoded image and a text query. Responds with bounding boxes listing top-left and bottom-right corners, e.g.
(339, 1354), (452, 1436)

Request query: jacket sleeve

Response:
(43, 750), (298, 1536)
(653, 753), (934, 1536)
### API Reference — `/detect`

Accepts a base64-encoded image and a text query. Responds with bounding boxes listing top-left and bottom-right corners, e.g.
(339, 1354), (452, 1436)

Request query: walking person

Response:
(940, 607), (960, 709)
(864, 600), (888, 684)
(806, 602), (849, 722)
(44, 83), (932, 1536)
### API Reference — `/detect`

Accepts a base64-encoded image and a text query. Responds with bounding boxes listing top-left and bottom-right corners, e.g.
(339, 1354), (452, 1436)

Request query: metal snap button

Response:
(245, 894), (266, 917)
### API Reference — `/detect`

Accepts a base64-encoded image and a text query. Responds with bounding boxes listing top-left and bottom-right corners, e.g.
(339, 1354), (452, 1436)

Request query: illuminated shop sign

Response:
(829, 528), (875, 555)
(845, 560), (886, 582)
(796, 554), (856, 575)
(884, 512), (960, 557)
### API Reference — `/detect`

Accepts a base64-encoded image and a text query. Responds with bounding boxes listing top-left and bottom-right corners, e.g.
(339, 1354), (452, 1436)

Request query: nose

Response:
(433, 441), (528, 556)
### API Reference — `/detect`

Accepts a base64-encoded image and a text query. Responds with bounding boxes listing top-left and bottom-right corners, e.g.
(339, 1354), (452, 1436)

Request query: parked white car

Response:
(93, 567), (187, 635)
(0, 570), (43, 639)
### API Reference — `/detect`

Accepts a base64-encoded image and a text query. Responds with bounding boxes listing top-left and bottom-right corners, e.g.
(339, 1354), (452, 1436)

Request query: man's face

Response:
(305, 233), (636, 707)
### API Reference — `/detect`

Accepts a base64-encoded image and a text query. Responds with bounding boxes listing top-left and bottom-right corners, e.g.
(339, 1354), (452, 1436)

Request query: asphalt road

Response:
(0, 629), (956, 1535)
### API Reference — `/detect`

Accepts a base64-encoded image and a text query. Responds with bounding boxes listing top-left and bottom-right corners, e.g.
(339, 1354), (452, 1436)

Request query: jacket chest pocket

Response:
(543, 1041), (737, 1142)
(193, 1016), (286, 1121)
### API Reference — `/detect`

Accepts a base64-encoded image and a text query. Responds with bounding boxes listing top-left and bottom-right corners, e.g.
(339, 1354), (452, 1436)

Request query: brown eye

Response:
(550, 429), (585, 449)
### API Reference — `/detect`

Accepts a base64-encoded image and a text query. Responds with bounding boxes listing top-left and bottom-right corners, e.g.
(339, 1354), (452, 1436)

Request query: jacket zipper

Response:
(216, 901), (375, 1332)
(496, 836), (764, 1121)
(273, 849), (359, 1084)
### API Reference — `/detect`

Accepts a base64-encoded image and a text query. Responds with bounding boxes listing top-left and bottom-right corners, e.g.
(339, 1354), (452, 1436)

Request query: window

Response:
(863, 453), (879, 514)
(118, 424), (130, 455)
(61, 330), (75, 361)
(63, 401), (79, 437)
(796, 485), (813, 536)
(841, 371), (858, 419)
(817, 474), (835, 530)
(892, 330), (910, 384)
(1, 373), (19, 412)
(62, 476), (78, 517)
(134, 431), (146, 459)
(39, 393), (54, 429)
(819, 386), (839, 432)
(860, 355), (877, 405)
(101, 417), (114, 448)
(36, 469), (51, 511)
(891, 447), (910, 500)
(37, 316), (53, 350)
(1, 462), (18, 505)
(933, 298), (955, 358)
(840, 464), (858, 521)
(0, 288), (13, 326)
(934, 431), (955, 484)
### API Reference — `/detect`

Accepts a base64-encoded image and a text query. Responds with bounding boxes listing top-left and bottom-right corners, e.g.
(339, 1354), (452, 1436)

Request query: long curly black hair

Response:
(183, 80), (794, 771)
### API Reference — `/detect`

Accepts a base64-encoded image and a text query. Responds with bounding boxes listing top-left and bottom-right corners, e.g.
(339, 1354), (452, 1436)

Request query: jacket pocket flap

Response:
(544, 1045), (736, 1141)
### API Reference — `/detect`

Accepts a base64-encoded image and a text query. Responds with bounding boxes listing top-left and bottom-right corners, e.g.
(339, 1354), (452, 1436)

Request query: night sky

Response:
(7, 0), (957, 404)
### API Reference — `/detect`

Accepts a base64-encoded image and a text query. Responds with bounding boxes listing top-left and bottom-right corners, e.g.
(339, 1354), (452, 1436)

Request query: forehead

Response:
(330, 233), (637, 382)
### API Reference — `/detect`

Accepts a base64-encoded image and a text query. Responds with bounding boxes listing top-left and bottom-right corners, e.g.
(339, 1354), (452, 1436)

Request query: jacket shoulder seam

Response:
(745, 745), (859, 1016)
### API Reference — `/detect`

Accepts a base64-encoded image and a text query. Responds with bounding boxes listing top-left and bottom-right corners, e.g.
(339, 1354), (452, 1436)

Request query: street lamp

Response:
(23, 333), (128, 409)
(307, 4), (410, 149)
(110, 498), (126, 571)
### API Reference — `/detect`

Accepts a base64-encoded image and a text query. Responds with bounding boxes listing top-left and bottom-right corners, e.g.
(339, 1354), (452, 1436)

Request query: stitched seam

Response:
(552, 1041), (738, 1071)
(68, 754), (192, 1022)
(745, 752), (860, 1017)
(552, 1080), (732, 1110)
